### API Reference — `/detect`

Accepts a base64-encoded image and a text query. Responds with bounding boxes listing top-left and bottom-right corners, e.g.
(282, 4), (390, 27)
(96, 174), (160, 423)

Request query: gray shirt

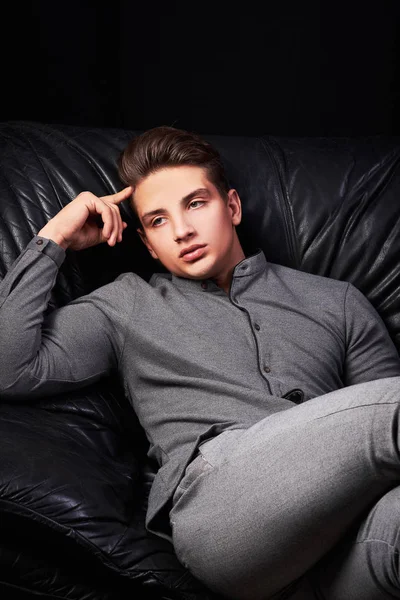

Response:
(1, 235), (400, 539)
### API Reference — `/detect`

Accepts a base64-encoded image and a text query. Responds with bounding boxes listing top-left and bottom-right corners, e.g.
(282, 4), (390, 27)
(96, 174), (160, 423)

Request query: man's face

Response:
(134, 165), (243, 280)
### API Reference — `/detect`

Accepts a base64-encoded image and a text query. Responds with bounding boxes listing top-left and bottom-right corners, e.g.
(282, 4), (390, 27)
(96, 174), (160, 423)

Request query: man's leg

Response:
(169, 377), (400, 600)
(310, 485), (400, 599)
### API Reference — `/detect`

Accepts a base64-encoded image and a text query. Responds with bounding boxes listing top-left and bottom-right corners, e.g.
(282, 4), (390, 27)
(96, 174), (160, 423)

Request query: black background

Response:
(2, 1), (400, 137)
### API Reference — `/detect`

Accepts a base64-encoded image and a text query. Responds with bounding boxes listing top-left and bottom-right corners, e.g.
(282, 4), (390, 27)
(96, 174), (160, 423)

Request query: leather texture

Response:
(0, 121), (400, 599)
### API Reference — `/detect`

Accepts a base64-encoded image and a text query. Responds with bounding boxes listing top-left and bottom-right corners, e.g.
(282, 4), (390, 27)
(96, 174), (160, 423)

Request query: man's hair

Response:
(117, 126), (230, 228)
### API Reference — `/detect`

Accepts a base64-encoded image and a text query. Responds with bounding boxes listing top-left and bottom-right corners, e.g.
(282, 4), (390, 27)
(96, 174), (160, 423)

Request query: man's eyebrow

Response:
(141, 188), (211, 223)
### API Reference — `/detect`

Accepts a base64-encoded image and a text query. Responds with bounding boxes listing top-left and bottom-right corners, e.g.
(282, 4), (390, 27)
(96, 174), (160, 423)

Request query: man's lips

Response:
(179, 244), (207, 262)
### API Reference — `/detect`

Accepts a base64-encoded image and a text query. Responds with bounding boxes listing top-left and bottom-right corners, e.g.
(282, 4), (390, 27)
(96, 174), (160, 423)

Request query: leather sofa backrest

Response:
(1, 122), (400, 350)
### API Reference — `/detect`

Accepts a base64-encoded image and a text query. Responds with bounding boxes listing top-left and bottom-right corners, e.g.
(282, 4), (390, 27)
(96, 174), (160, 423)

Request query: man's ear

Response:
(227, 189), (242, 226)
(137, 228), (159, 259)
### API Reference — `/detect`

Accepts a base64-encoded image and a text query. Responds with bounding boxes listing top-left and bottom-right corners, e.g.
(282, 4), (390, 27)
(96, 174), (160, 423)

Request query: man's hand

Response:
(37, 187), (132, 251)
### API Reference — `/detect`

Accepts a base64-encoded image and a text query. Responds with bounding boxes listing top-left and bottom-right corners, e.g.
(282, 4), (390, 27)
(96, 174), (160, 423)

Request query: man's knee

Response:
(312, 486), (400, 599)
(359, 486), (400, 591)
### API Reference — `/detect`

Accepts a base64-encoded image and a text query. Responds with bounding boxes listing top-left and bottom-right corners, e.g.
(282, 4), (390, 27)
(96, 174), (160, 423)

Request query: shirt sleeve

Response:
(0, 236), (134, 400)
(343, 282), (400, 385)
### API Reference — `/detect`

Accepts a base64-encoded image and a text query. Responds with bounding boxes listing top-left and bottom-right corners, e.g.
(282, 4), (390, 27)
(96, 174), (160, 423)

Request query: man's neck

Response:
(212, 269), (235, 295)
(212, 245), (246, 294)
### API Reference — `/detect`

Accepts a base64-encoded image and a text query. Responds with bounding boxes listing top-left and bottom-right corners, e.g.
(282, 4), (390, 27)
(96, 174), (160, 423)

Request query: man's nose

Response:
(173, 215), (195, 242)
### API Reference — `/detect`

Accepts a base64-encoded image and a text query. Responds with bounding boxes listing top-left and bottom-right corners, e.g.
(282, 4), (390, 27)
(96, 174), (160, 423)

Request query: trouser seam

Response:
(314, 401), (398, 420)
(356, 538), (399, 552)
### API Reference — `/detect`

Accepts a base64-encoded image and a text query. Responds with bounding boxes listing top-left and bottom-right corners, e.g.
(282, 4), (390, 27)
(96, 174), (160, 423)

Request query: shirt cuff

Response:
(28, 236), (66, 268)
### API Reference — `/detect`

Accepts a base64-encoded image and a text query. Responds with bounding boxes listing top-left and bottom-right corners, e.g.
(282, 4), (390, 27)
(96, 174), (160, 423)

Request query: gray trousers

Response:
(169, 377), (400, 600)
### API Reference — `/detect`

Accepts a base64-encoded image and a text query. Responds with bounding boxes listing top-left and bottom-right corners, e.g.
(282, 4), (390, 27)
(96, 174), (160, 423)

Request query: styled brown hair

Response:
(118, 126), (230, 227)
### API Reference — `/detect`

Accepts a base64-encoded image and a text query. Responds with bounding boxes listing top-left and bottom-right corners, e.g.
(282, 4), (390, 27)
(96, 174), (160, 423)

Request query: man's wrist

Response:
(37, 225), (69, 250)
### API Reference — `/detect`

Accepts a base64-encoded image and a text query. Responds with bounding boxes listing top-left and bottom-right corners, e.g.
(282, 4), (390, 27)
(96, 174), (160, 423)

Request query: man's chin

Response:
(175, 259), (216, 280)
(178, 269), (211, 281)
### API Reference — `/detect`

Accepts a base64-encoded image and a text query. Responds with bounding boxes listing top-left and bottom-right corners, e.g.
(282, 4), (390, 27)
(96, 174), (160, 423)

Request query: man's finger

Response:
(93, 201), (113, 239)
(101, 186), (132, 204)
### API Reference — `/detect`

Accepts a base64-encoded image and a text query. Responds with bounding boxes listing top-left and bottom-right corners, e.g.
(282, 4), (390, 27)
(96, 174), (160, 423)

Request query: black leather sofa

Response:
(1, 121), (400, 600)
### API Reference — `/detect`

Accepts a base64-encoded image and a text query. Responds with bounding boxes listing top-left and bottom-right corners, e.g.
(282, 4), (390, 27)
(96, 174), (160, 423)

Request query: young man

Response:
(1, 126), (400, 600)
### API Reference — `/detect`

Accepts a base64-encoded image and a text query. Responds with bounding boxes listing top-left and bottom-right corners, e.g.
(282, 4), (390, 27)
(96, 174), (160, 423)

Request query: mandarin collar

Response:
(166, 248), (266, 293)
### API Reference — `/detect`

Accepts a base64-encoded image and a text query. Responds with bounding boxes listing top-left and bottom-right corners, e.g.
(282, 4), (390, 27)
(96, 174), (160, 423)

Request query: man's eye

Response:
(189, 200), (204, 209)
(152, 217), (166, 227)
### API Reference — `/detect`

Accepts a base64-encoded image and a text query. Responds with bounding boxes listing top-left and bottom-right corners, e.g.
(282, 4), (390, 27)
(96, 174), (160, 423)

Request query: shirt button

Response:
(201, 282), (208, 290)
(254, 322), (261, 331)
(263, 365), (271, 373)
(36, 239), (43, 245)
